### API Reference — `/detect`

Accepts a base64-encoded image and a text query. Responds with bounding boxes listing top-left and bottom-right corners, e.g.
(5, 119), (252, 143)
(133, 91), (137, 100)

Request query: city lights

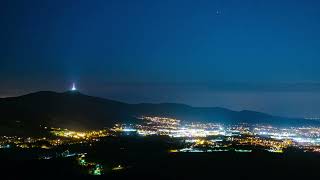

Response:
(114, 116), (320, 154)
(2, 116), (320, 177)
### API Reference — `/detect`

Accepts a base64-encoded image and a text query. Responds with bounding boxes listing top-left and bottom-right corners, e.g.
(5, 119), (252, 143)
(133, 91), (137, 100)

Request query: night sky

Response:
(1, 0), (320, 117)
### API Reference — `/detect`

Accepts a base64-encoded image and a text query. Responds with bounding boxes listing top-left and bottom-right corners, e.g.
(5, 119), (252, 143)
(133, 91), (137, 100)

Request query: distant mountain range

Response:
(0, 91), (319, 135)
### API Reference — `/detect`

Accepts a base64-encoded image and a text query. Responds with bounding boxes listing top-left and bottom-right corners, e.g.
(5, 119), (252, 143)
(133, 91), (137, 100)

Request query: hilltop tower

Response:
(71, 83), (77, 91)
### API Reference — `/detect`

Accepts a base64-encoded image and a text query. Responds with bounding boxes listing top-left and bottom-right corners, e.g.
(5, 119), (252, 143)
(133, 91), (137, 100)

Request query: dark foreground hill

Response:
(0, 91), (319, 134)
(1, 136), (320, 179)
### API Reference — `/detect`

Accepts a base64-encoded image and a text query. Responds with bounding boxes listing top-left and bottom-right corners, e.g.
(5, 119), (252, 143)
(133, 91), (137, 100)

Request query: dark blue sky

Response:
(1, 0), (320, 117)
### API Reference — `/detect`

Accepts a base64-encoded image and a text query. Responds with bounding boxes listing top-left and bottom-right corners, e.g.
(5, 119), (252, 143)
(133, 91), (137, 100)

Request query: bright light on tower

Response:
(71, 83), (77, 91)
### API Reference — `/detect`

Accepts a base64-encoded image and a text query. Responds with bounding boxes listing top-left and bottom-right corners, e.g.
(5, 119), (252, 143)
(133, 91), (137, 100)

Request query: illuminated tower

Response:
(71, 83), (77, 91)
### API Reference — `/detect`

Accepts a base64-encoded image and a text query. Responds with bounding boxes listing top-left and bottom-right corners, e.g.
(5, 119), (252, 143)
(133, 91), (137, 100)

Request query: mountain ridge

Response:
(0, 91), (319, 135)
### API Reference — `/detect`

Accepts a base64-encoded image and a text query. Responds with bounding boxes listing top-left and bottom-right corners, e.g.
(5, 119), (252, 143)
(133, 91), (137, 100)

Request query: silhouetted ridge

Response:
(0, 91), (319, 135)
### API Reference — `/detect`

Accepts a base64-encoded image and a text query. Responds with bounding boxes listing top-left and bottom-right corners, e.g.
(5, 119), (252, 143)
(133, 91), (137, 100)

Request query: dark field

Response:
(1, 136), (319, 179)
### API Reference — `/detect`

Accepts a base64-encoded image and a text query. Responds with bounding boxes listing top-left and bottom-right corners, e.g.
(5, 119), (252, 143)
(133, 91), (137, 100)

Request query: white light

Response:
(71, 83), (77, 91)
(123, 128), (136, 132)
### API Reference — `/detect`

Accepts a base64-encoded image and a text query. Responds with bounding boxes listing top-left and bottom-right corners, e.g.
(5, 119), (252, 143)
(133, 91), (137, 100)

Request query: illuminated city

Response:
(2, 116), (320, 169)
(114, 116), (320, 153)
(2, 117), (320, 178)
